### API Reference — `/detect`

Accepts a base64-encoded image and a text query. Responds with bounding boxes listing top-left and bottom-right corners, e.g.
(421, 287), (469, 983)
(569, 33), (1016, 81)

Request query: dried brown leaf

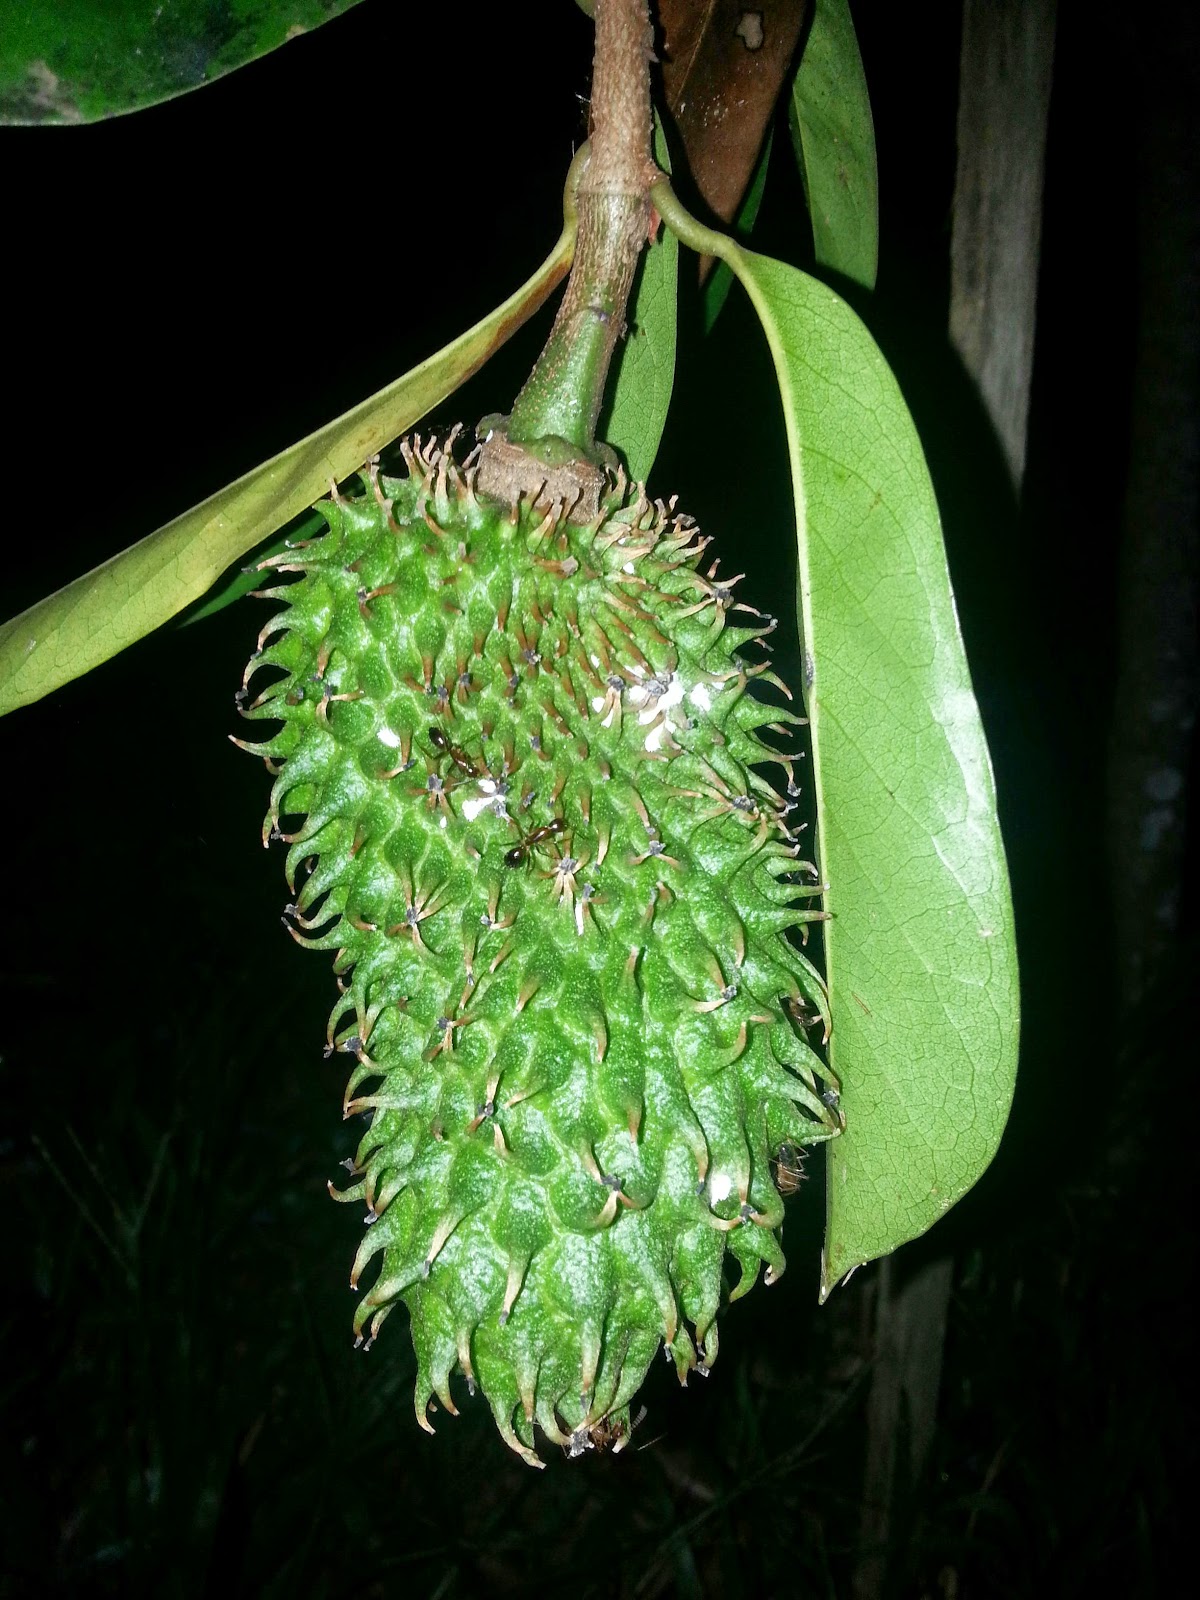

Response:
(658, 0), (809, 225)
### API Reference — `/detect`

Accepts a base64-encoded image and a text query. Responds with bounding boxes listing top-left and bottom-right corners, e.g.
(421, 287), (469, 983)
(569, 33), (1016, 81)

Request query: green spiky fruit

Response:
(237, 434), (840, 1465)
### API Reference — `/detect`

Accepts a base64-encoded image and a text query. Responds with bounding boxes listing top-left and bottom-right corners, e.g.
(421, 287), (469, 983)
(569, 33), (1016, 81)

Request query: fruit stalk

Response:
(478, 0), (657, 513)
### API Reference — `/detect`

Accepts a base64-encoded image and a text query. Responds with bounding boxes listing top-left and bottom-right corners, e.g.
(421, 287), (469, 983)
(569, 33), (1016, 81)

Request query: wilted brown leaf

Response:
(658, 0), (809, 225)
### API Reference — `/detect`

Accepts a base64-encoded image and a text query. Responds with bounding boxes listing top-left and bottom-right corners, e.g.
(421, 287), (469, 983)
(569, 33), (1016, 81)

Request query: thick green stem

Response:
(477, 0), (656, 516)
(506, 189), (648, 455)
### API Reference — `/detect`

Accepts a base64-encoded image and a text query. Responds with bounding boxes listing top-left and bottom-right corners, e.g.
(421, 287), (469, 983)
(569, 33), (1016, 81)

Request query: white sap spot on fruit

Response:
(466, 782), (510, 824)
(439, 816), (448, 830)
(638, 676), (683, 723)
(688, 681), (713, 712)
(592, 693), (618, 728)
(463, 779), (510, 824)
(378, 727), (402, 748)
(633, 675), (685, 751)
(709, 1171), (733, 1203)
(622, 561), (636, 574)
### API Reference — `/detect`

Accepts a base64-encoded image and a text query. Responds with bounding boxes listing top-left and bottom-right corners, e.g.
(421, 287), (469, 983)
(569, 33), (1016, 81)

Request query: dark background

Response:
(1, 2), (1195, 1595)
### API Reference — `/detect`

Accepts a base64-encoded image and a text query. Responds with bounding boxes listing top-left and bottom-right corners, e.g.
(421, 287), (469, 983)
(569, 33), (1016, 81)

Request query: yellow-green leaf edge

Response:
(0, 165), (583, 718)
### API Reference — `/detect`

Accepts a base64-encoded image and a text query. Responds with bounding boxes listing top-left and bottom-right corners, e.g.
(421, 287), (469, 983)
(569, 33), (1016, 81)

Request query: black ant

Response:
(504, 817), (565, 869)
(428, 726), (483, 779)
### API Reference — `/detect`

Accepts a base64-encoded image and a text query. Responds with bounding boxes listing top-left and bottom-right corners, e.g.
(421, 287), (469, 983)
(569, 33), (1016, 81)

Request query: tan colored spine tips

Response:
(237, 436), (838, 1464)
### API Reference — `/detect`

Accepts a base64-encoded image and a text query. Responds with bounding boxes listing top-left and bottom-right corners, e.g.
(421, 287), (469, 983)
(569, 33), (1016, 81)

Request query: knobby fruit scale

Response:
(235, 434), (841, 1464)
(227, 0), (847, 1465)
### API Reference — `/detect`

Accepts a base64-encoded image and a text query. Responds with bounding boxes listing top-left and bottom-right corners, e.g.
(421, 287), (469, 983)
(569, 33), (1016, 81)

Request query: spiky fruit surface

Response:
(237, 435), (840, 1465)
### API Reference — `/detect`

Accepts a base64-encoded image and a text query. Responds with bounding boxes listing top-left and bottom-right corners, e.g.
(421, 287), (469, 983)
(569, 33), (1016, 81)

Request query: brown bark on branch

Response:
(477, 0), (657, 517)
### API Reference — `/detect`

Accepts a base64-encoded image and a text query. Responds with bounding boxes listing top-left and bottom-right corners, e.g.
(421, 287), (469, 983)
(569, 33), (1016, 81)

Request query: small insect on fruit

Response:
(771, 1141), (808, 1196)
(566, 1405), (648, 1458)
(239, 435), (841, 1466)
(503, 816), (566, 869)
(428, 726), (484, 779)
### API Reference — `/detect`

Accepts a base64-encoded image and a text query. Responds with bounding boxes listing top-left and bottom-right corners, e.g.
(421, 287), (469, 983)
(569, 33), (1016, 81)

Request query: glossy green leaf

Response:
(702, 128), (773, 334)
(600, 119), (677, 485)
(653, 184), (1018, 1292)
(788, 0), (879, 290)
(0, 218), (577, 717)
(0, 0), (367, 124)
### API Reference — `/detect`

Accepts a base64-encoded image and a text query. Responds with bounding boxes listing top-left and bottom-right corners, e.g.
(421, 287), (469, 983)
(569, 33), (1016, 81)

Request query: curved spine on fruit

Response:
(236, 433), (840, 1464)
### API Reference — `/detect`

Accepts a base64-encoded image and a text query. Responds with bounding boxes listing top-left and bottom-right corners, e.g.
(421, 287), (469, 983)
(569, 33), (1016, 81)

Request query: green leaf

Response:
(601, 118), (678, 485)
(788, 0), (879, 290)
(179, 514), (322, 627)
(653, 185), (1018, 1293)
(0, 221), (577, 717)
(0, 1), (367, 124)
(600, 225), (677, 484)
(702, 128), (773, 334)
